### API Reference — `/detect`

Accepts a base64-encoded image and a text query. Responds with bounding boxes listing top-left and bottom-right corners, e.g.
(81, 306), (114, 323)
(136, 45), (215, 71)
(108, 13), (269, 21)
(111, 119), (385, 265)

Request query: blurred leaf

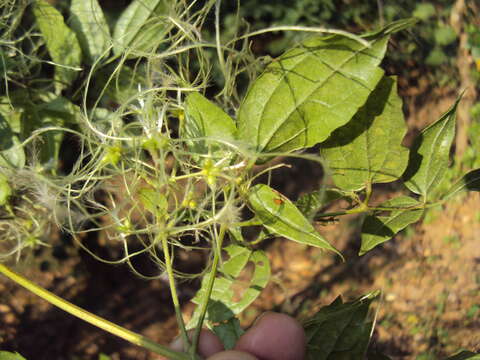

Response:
(296, 189), (344, 220)
(444, 351), (480, 360)
(403, 97), (460, 200)
(320, 76), (409, 191)
(93, 64), (147, 105)
(442, 168), (480, 200)
(98, 354), (111, 360)
(426, 47), (448, 66)
(237, 31), (387, 154)
(0, 113), (25, 169)
(113, 0), (169, 57)
(188, 244), (270, 328)
(413, 3), (436, 20)
(138, 187), (168, 218)
(22, 93), (79, 168)
(183, 92), (237, 156)
(304, 292), (378, 360)
(212, 317), (244, 350)
(33, 0), (82, 93)
(248, 184), (342, 257)
(0, 173), (12, 206)
(0, 352), (27, 360)
(434, 26), (457, 46)
(360, 196), (423, 255)
(70, 0), (111, 64)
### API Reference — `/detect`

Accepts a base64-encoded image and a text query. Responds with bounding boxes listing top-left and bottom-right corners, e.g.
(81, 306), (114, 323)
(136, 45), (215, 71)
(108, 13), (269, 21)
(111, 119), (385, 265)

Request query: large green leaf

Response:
(403, 98), (460, 200)
(444, 352), (480, 360)
(304, 293), (377, 360)
(248, 184), (342, 257)
(113, 0), (169, 57)
(70, 0), (111, 65)
(187, 244), (270, 329)
(442, 168), (480, 200)
(237, 32), (388, 154)
(360, 196), (423, 255)
(183, 92), (237, 156)
(320, 76), (409, 191)
(33, 0), (82, 93)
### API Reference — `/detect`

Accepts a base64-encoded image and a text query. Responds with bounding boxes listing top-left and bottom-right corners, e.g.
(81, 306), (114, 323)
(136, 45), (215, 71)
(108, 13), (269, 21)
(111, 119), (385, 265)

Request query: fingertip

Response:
(169, 329), (224, 358)
(207, 350), (259, 360)
(234, 312), (306, 360)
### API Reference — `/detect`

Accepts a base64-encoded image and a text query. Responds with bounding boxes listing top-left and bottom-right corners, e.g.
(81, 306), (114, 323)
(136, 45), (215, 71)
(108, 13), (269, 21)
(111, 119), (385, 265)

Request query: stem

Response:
(190, 224), (227, 357)
(0, 263), (191, 360)
(160, 233), (191, 352)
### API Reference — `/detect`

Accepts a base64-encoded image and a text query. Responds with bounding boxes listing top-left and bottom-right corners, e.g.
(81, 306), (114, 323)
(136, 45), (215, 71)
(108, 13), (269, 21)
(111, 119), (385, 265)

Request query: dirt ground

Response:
(1, 97), (479, 360)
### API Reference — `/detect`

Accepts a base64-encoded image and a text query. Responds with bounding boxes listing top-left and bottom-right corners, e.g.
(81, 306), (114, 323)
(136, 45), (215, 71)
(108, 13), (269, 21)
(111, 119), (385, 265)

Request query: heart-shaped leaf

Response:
(320, 76), (409, 191)
(237, 33), (388, 155)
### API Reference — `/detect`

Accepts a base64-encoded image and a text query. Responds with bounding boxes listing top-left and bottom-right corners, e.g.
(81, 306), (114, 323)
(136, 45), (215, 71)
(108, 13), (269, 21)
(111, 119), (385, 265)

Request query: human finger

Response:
(159, 329), (224, 359)
(207, 350), (259, 360)
(234, 312), (306, 360)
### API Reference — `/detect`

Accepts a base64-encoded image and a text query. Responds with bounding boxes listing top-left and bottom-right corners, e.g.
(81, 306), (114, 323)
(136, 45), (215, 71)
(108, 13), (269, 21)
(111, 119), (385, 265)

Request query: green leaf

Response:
(444, 351), (480, 360)
(33, 0), (82, 93)
(360, 196), (423, 255)
(304, 292), (378, 360)
(434, 26), (457, 46)
(138, 187), (168, 219)
(183, 92), (237, 156)
(0, 113), (25, 169)
(320, 76), (409, 191)
(22, 93), (79, 168)
(212, 317), (244, 350)
(248, 184), (342, 257)
(70, 0), (111, 65)
(403, 97), (461, 200)
(188, 244), (270, 329)
(113, 0), (169, 57)
(237, 32), (389, 155)
(442, 168), (480, 200)
(0, 173), (12, 206)
(93, 64), (147, 105)
(0, 352), (27, 360)
(296, 189), (344, 220)
(413, 3), (436, 20)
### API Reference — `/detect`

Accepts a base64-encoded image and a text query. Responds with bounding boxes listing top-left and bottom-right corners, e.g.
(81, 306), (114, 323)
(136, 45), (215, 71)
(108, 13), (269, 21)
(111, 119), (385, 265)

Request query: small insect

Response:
(316, 217), (339, 225)
(273, 198), (284, 205)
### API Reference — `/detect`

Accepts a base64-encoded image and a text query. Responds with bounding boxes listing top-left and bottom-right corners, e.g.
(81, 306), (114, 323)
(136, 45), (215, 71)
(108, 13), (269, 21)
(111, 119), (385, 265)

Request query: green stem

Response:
(160, 233), (191, 352)
(0, 263), (191, 360)
(190, 224), (227, 358)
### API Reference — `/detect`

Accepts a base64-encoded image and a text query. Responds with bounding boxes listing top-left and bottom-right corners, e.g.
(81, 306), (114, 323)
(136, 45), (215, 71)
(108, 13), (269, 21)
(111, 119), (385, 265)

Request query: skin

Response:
(161, 312), (306, 360)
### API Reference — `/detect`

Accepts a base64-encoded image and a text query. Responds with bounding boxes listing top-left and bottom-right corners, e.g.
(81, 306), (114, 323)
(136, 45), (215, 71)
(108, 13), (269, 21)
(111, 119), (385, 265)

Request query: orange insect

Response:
(274, 198), (284, 205)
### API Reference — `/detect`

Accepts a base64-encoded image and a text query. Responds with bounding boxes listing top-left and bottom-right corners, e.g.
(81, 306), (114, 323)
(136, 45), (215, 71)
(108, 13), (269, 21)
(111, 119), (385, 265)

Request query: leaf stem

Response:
(0, 263), (192, 360)
(190, 223), (227, 357)
(160, 232), (191, 353)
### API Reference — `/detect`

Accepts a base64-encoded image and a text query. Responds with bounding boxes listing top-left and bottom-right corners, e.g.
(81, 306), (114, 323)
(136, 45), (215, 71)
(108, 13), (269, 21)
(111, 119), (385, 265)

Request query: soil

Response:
(1, 98), (479, 360)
